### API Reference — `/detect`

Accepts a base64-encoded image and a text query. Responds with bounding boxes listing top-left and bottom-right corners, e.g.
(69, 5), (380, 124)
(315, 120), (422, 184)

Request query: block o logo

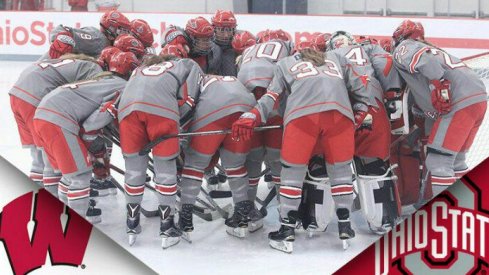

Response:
(0, 189), (92, 274)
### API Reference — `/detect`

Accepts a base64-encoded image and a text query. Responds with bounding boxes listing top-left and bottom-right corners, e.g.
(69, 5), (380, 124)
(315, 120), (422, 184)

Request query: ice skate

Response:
(269, 217), (296, 253)
(90, 178), (110, 197)
(178, 204), (194, 243)
(205, 169), (220, 190)
(159, 205), (182, 249)
(225, 200), (252, 238)
(106, 176), (118, 195)
(217, 170), (227, 183)
(338, 220), (355, 250)
(86, 199), (102, 224)
(248, 206), (264, 233)
(306, 219), (321, 238)
(126, 203), (141, 246)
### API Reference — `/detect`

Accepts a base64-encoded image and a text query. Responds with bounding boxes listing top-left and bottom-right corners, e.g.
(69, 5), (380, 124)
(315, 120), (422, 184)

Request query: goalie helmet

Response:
(357, 35), (378, 46)
(109, 51), (140, 78)
(130, 19), (154, 48)
(231, 31), (256, 54)
(97, 46), (122, 70)
(379, 38), (394, 53)
(392, 19), (423, 46)
(99, 10), (131, 41)
(185, 16), (214, 55)
(160, 44), (189, 58)
(212, 10), (237, 46)
(327, 31), (355, 50)
(113, 34), (145, 58)
(294, 40), (319, 52)
(311, 33), (331, 52)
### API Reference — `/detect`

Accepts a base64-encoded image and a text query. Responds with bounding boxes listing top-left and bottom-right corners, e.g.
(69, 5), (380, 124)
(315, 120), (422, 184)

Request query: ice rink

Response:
(0, 59), (488, 275)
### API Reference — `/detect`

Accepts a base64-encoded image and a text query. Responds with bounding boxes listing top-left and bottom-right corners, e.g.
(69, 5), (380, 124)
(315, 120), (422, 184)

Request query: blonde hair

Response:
(300, 48), (325, 67)
(142, 55), (178, 66)
(90, 71), (114, 80)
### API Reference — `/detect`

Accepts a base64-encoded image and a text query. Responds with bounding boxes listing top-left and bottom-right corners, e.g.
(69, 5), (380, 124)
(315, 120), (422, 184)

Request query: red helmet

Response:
(392, 19), (423, 45)
(109, 51), (140, 77)
(98, 46), (122, 70)
(211, 10), (237, 28)
(100, 10), (131, 41)
(258, 29), (289, 43)
(185, 17), (214, 55)
(379, 38), (394, 53)
(311, 33), (331, 52)
(159, 44), (189, 58)
(130, 19), (154, 48)
(113, 34), (145, 58)
(415, 21), (425, 40)
(357, 35), (378, 46)
(294, 40), (319, 52)
(231, 31), (256, 54)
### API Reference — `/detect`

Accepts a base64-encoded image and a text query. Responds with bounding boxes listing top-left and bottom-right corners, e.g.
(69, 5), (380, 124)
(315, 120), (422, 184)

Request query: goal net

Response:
(463, 52), (489, 169)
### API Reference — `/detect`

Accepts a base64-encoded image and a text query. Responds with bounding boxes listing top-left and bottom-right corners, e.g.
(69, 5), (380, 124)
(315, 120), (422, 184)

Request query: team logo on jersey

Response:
(0, 189), (92, 274)
(375, 178), (489, 275)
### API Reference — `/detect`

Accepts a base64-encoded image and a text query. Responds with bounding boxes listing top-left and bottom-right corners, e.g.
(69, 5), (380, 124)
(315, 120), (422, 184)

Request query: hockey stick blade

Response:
(209, 190), (232, 199)
(259, 187), (277, 217)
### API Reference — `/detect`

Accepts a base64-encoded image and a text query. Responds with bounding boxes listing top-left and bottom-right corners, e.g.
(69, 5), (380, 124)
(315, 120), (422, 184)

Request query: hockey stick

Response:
(138, 125), (283, 156)
(200, 187), (231, 219)
(258, 186), (277, 217)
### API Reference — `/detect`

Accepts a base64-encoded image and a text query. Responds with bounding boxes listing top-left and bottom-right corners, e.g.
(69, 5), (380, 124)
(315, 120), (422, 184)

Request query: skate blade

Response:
(306, 226), (320, 238)
(269, 240), (293, 253)
(342, 240), (350, 250)
(161, 236), (180, 249)
(86, 216), (102, 224)
(181, 232), (192, 243)
(249, 220), (264, 233)
(226, 226), (249, 238)
(128, 234), (137, 246)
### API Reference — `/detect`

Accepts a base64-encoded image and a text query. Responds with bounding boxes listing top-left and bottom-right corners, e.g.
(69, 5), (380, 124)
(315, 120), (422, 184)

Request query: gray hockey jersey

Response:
(34, 75), (126, 134)
(237, 40), (294, 91)
(393, 39), (487, 117)
(330, 45), (384, 103)
(255, 52), (372, 126)
(188, 75), (256, 131)
(118, 58), (204, 124)
(51, 25), (110, 57)
(9, 58), (102, 107)
(362, 44), (403, 92)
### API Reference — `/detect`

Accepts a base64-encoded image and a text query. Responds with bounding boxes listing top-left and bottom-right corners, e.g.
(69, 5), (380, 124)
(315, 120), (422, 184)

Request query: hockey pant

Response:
(120, 111), (180, 214)
(246, 115), (283, 202)
(180, 113), (251, 205)
(279, 111), (355, 220)
(424, 101), (486, 197)
(355, 100), (391, 160)
(33, 119), (93, 217)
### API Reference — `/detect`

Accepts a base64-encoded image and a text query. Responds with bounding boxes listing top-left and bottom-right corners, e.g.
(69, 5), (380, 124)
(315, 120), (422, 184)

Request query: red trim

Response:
(249, 178), (260, 185)
(244, 77), (273, 87)
(43, 177), (61, 184)
(331, 186), (354, 194)
(36, 107), (79, 126)
(125, 184), (145, 195)
(383, 55), (393, 77)
(280, 187), (302, 196)
(409, 46), (430, 73)
(187, 104), (254, 128)
(285, 101), (353, 121)
(67, 189), (90, 198)
(12, 86), (41, 101)
(226, 166), (247, 176)
(182, 168), (204, 179)
(431, 176), (456, 184)
(155, 184), (177, 194)
(119, 101), (180, 116)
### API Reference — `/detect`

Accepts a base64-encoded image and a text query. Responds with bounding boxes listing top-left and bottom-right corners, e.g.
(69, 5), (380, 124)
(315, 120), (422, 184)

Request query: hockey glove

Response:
(429, 79), (452, 115)
(384, 90), (402, 116)
(49, 31), (75, 59)
(354, 109), (374, 132)
(231, 108), (262, 141)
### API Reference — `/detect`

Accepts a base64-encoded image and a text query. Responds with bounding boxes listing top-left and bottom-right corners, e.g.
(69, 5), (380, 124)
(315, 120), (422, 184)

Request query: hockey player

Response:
(32, 52), (136, 223)
(234, 32), (294, 231)
(9, 54), (102, 196)
(113, 34), (146, 59)
(130, 19), (156, 53)
(118, 46), (203, 248)
(232, 41), (373, 253)
(328, 31), (401, 233)
(161, 16), (221, 74)
(99, 10), (131, 42)
(392, 19), (487, 199)
(231, 31), (256, 55)
(211, 9), (239, 76)
(97, 46), (122, 70)
(179, 74), (256, 239)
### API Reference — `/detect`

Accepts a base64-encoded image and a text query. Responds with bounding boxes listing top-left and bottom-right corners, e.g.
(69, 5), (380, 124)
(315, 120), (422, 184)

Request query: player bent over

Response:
(179, 75), (256, 239)
(118, 46), (203, 248)
(232, 42), (374, 252)
(32, 52), (136, 223)
(392, 20), (487, 200)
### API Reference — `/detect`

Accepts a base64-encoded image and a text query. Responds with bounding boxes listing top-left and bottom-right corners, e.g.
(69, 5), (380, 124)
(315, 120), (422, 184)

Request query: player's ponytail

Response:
(300, 48), (325, 67)
(142, 54), (178, 67)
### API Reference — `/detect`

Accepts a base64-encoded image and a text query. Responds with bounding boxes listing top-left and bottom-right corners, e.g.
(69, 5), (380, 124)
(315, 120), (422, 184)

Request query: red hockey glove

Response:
(101, 100), (118, 120)
(49, 31), (75, 59)
(232, 108), (262, 141)
(429, 79), (451, 115)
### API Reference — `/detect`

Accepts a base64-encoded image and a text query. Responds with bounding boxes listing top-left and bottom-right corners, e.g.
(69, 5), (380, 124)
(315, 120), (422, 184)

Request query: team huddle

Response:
(8, 9), (487, 253)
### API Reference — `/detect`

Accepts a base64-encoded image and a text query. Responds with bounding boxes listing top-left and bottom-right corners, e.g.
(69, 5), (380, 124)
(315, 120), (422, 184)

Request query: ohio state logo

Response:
(375, 178), (489, 275)
(0, 189), (92, 274)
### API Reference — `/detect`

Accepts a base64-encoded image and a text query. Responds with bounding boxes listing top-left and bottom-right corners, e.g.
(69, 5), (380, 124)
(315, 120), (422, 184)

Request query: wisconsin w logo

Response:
(0, 189), (92, 274)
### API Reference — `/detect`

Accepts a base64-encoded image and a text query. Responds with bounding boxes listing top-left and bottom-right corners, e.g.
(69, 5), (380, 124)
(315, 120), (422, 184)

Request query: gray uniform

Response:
(393, 39), (487, 197)
(362, 44), (403, 92)
(119, 58), (203, 212)
(330, 45), (384, 105)
(9, 58), (102, 196)
(34, 75), (126, 216)
(254, 52), (371, 218)
(180, 76), (257, 205)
